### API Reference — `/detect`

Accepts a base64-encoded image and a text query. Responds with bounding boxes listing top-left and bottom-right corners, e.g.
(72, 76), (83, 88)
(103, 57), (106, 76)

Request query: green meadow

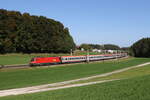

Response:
(0, 58), (149, 90)
(0, 74), (150, 100)
(73, 64), (150, 84)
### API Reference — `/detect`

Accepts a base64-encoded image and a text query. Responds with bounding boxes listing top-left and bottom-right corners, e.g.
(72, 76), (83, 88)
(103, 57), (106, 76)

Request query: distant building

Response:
(107, 50), (118, 53)
(81, 48), (84, 51)
(92, 49), (102, 53)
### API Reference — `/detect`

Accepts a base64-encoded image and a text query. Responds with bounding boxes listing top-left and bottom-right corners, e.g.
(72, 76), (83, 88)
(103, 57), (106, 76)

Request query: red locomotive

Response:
(30, 57), (61, 66)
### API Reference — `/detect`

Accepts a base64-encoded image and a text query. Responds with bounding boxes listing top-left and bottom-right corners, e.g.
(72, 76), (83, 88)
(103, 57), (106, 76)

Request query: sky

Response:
(0, 0), (150, 47)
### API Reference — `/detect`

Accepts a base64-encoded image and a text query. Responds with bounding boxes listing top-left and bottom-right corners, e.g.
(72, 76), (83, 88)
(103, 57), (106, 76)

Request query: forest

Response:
(0, 9), (75, 53)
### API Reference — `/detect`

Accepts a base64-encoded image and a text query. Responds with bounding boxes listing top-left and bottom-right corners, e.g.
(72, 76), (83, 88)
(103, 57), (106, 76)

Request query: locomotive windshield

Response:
(31, 58), (35, 62)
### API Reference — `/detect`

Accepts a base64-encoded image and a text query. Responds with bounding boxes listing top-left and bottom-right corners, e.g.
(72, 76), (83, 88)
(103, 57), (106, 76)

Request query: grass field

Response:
(0, 58), (149, 90)
(103, 64), (150, 79)
(0, 74), (150, 100)
(73, 64), (150, 84)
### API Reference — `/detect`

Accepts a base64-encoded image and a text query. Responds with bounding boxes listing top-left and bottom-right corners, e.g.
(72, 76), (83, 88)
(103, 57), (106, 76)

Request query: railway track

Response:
(0, 64), (30, 69)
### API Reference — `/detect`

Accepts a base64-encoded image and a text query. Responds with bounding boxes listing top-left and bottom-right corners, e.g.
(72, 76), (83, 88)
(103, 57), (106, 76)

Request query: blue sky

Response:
(0, 0), (150, 47)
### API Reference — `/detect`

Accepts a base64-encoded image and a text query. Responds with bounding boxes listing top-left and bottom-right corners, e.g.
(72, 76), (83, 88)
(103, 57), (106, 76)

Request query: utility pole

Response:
(102, 44), (105, 62)
(116, 50), (118, 60)
(102, 44), (106, 54)
(70, 49), (72, 56)
(87, 49), (89, 63)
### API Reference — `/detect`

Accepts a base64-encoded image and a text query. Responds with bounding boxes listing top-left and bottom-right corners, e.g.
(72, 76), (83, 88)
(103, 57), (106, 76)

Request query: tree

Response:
(89, 44), (103, 49)
(103, 44), (120, 50)
(80, 44), (92, 51)
(130, 38), (150, 57)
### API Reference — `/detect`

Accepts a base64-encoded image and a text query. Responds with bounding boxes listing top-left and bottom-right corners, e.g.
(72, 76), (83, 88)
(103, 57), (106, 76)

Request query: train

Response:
(30, 53), (127, 66)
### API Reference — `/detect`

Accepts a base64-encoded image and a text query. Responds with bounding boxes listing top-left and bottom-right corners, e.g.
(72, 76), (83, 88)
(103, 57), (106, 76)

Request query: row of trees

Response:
(0, 9), (76, 53)
(79, 38), (150, 58)
(79, 44), (121, 51)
